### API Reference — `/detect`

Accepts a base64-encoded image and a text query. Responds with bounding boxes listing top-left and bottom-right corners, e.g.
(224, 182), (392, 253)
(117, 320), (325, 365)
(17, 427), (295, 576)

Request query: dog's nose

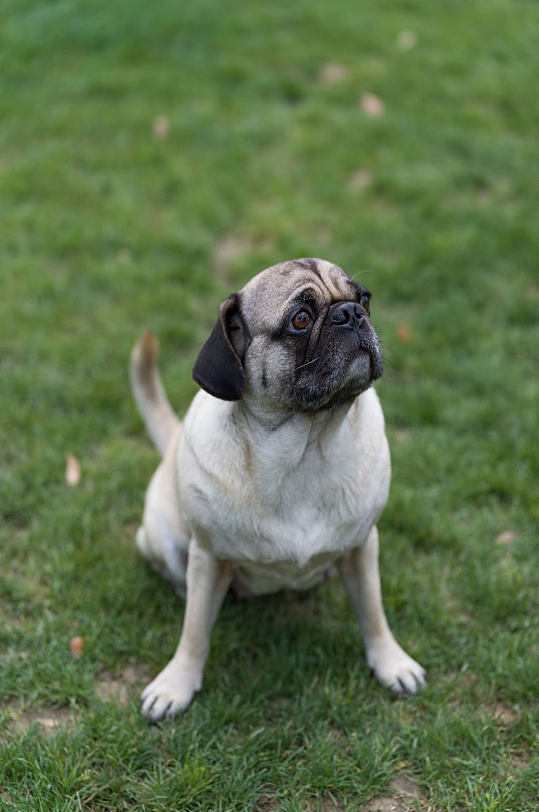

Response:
(331, 301), (366, 329)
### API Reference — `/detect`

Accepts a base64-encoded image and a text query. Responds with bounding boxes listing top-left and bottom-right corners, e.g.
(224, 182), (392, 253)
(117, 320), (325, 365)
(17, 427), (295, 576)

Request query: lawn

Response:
(0, 0), (538, 809)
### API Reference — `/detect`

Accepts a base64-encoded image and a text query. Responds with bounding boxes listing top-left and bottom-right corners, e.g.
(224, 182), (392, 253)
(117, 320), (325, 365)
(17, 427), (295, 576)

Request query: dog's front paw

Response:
(367, 638), (426, 695)
(141, 658), (202, 722)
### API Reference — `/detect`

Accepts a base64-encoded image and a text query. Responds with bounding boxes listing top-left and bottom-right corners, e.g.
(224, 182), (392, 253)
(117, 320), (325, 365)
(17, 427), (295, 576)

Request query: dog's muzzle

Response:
(329, 301), (383, 380)
(330, 301), (368, 330)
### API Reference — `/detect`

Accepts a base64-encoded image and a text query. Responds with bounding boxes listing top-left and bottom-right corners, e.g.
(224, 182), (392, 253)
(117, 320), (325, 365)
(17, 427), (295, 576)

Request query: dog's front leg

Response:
(337, 526), (426, 695)
(141, 537), (233, 722)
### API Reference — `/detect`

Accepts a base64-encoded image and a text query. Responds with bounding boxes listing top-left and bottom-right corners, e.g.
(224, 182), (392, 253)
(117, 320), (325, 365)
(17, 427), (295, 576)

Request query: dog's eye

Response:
(359, 294), (370, 314)
(291, 310), (311, 330)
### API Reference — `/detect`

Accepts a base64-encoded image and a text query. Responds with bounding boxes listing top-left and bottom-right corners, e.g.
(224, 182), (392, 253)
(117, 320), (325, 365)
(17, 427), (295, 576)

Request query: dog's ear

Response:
(192, 294), (250, 401)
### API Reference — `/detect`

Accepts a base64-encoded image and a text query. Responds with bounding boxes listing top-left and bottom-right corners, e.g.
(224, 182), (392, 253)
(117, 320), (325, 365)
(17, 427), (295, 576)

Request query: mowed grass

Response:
(0, 0), (538, 809)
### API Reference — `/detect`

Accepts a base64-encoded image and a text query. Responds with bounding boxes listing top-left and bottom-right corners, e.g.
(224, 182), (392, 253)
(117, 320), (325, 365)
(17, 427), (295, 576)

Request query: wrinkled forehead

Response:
(239, 258), (359, 330)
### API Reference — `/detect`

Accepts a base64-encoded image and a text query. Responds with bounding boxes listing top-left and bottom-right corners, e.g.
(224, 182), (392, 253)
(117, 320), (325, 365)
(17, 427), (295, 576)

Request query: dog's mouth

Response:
(293, 327), (383, 412)
(352, 334), (383, 382)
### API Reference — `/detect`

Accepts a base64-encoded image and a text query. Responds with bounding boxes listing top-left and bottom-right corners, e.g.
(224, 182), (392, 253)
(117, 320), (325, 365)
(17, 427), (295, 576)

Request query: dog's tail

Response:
(130, 331), (181, 456)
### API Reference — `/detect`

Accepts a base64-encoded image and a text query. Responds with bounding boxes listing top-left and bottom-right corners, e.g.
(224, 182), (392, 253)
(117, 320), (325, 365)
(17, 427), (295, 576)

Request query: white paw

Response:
(367, 638), (426, 695)
(141, 658), (202, 722)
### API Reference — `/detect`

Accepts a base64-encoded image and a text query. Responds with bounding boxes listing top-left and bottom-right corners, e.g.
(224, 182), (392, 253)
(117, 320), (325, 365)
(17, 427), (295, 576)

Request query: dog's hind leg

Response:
(136, 424), (190, 599)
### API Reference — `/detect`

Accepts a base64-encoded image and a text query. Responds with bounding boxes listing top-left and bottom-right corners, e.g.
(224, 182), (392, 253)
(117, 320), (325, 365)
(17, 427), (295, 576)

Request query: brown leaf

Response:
(495, 530), (517, 545)
(65, 454), (81, 486)
(360, 92), (385, 117)
(70, 636), (84, 659)
(153, 114), (170, 140)
(397, 324), (412, 343)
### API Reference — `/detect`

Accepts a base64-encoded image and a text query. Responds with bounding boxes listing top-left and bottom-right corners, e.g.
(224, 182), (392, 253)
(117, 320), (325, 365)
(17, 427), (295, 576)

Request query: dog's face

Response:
(193, 258), (383, 412)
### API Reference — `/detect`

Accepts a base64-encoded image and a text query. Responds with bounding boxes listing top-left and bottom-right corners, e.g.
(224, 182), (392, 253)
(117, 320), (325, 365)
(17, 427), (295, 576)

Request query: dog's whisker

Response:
(295, 356), (319, 371)
(348, 270), (371, 283)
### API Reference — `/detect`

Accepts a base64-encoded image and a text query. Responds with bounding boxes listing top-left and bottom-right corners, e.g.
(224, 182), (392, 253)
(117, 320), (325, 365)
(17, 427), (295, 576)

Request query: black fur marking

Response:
(350, 280), (372, 300)
(192, 293), (249, 401)
(294, 258), (321, 275)
(292, 288), (319, 309)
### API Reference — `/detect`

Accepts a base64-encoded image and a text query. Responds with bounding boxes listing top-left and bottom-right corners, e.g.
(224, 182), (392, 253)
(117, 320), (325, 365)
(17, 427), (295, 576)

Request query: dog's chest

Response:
(179, 402), (390, 573)
(191, 477), (362, 566)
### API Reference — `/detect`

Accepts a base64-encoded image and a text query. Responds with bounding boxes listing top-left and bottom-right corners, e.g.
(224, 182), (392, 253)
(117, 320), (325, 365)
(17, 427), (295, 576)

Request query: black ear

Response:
(192, 294), (250, 401)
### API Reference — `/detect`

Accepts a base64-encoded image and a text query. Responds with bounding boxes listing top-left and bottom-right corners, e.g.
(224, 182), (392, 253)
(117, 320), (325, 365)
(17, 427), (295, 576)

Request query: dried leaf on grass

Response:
(70, 636), (84, 658)
(360, 92), (385, 117)
(495, 530), (517, 545)
(397, 324), (412, 343)
(65, 454), (81, 486)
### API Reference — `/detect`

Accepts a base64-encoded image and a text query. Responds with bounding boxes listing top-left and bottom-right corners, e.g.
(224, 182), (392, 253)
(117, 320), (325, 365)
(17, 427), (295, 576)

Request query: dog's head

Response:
(193, 258), (383, 412)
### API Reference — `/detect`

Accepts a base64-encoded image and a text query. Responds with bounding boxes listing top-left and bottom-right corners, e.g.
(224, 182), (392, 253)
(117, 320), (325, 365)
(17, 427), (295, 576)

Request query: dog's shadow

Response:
(134, 564), (371, 713)
(203, 578), (367, 702)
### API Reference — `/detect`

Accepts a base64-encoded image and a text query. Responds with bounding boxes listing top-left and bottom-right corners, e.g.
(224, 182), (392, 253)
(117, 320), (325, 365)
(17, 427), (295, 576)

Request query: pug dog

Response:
(131, 257), (426, 722)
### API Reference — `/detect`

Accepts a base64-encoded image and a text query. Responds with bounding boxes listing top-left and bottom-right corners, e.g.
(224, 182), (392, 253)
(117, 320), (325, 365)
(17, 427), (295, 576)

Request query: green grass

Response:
(1, 0), (538, 809)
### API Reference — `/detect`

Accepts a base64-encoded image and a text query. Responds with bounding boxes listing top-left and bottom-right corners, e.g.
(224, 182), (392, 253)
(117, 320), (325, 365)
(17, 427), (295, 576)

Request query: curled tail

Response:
(130, 331), (181, 456)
